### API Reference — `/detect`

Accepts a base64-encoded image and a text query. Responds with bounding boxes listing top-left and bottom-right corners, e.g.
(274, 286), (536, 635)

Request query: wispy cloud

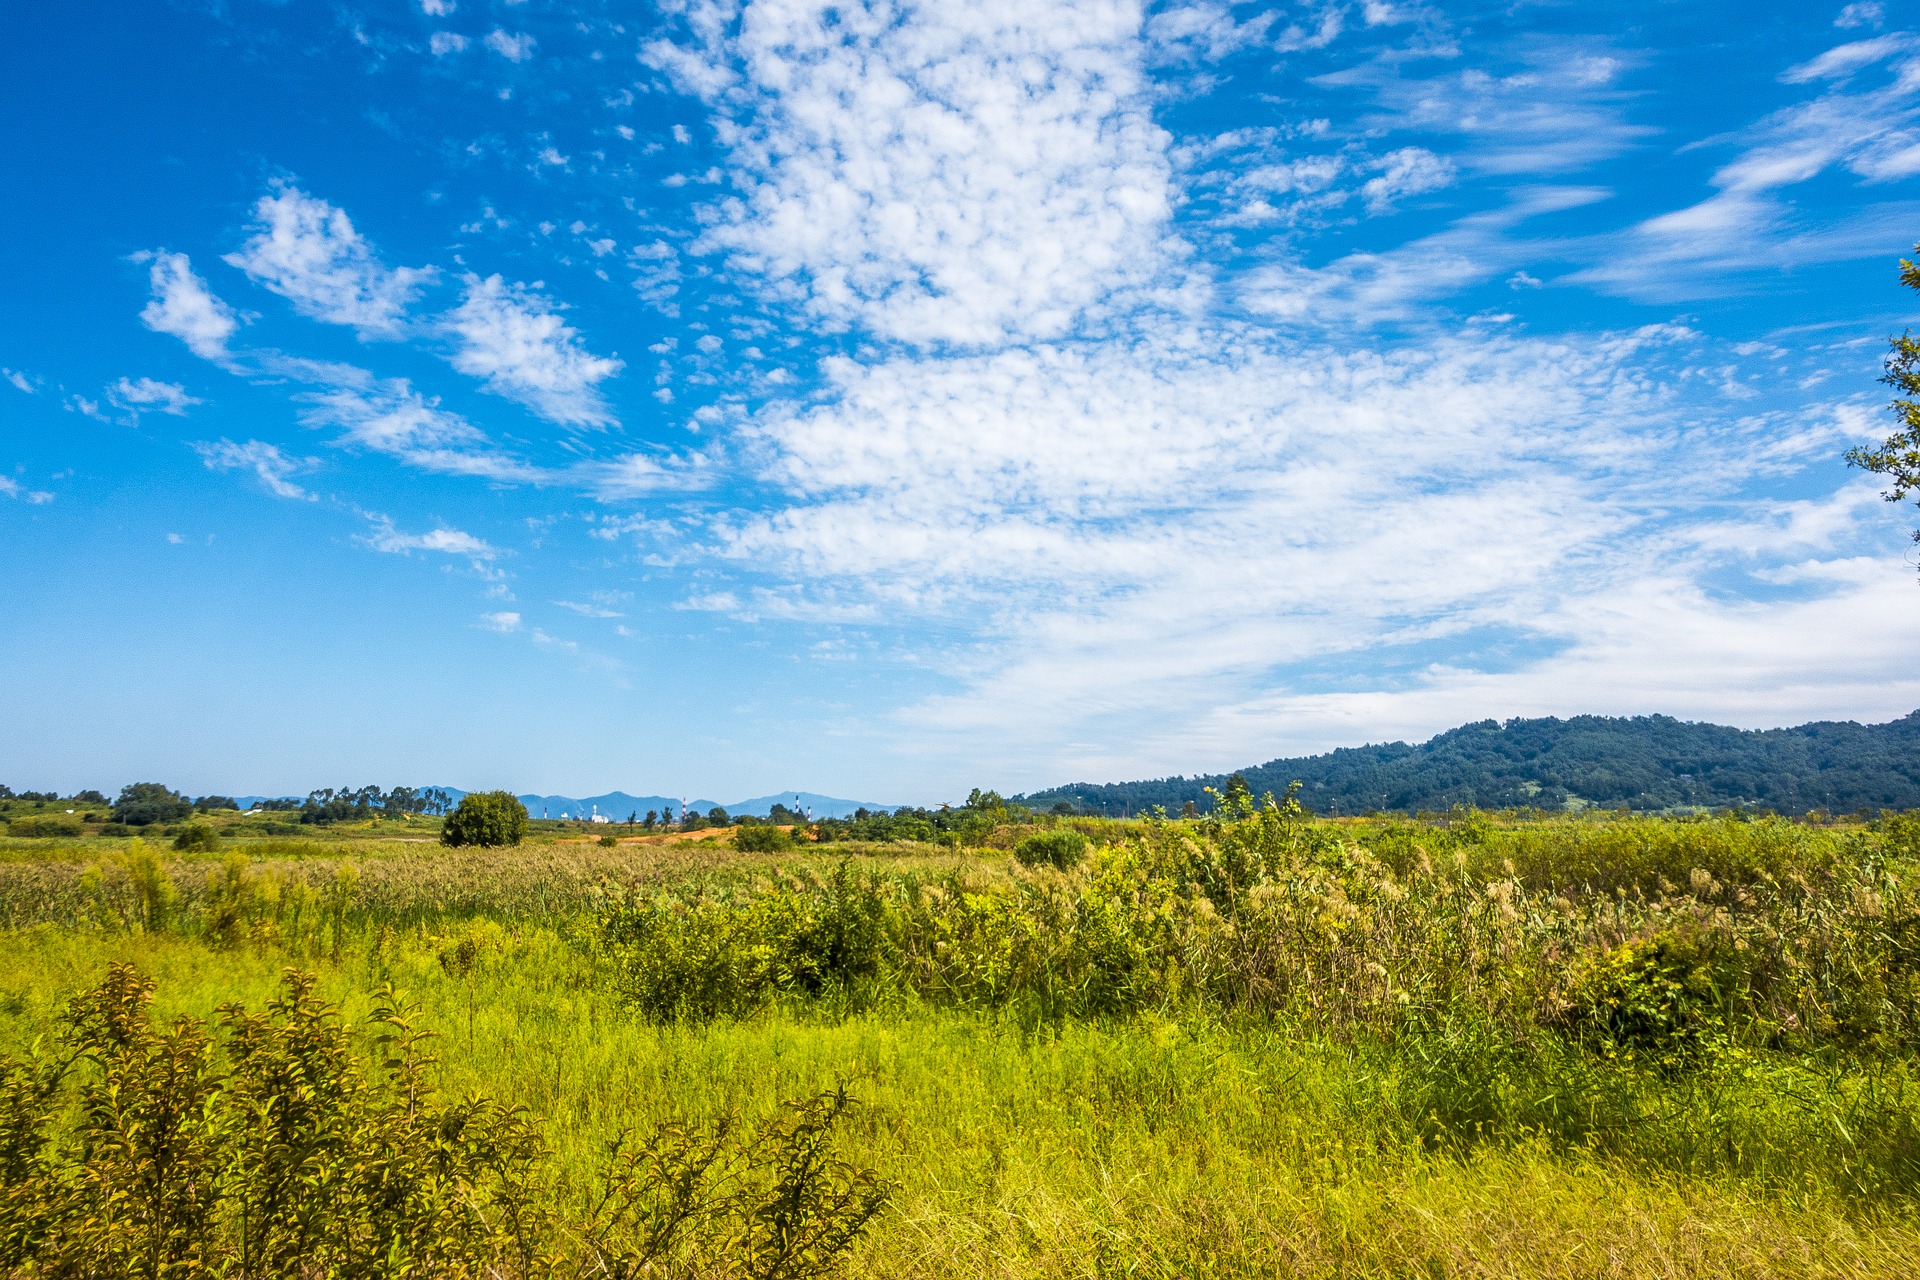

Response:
(0, 475), (54, 504)
(443, 273), (622, 427)
(1573, 33), (1920, 299)
(3, 367), (35, 394)
(191, 438), (316, 500)
(108, 377), (199, 417)
(478, 610), (523, 632)
(297, 371), (548, 482)
(360, 513), (499, 561)
(224, 184), (435, 338)
(137, 251), (241, 362)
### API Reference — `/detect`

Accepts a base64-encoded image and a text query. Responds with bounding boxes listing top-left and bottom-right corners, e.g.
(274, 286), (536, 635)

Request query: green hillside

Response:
(1020, 711), (1920, 816)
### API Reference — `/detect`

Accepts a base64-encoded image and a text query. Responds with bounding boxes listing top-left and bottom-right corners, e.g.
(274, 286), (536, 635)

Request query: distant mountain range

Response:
(1017, 711), (1920, 817)
(232, 789), (895, 820)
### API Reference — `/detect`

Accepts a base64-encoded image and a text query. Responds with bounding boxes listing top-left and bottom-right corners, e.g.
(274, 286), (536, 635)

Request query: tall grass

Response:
(1, 808), (1918, 1274)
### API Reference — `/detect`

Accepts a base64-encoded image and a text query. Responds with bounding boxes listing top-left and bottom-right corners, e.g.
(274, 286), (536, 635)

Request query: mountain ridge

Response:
(1016, 711), (1920, 817)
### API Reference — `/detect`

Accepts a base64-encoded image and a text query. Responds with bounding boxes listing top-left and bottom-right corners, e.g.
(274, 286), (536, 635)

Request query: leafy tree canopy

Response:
(112, 783), (193, 827)
(440, 790), (529, 848)
(1847, 247), (1920, 556)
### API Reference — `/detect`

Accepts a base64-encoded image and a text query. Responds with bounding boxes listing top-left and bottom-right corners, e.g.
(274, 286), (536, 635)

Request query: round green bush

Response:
(732, 823), (793, 853)
(172, 823), (221, 852)
(441, 791), (529, 848)
(1013, 830), (1089, 870)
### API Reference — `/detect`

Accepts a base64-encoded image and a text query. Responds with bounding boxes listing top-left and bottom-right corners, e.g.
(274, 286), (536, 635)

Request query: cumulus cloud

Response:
(224, 185), (434, 338)
(138, 251), (240, 361)
(429, 31), (469, 55)
(191, 438), (316, 500)
(443, 274), (622, 426)
(486, 29), (535, 61)
(648, 0), (1181, 346)
(108, 377), (199, 416)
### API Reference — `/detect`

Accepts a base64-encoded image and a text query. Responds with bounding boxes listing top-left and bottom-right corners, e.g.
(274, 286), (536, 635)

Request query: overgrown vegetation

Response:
(0, 965), (888, 1278)
(3, 803), (1920, 1274)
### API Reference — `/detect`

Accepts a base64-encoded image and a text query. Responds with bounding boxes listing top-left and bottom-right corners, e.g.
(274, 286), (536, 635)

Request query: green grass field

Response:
(3, 805), (1919, 1276)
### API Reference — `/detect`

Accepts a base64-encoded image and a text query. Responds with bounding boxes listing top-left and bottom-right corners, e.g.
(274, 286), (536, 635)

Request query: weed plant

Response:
(1, 806), (1919, 1274)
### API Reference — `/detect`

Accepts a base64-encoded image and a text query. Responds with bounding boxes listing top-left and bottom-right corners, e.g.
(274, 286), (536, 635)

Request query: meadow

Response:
(3, 796), (1919, 1276)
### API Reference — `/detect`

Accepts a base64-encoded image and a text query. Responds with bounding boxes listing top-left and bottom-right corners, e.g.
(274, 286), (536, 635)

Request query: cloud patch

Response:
(138, 251), (241, 361)
(443, 274), (622, 427)
(225, 185), (434, 338)
(192, 438), (316, 500)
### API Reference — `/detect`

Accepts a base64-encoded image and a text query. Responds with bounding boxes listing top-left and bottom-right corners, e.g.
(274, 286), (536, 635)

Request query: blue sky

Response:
(3, 0), (1918, 803)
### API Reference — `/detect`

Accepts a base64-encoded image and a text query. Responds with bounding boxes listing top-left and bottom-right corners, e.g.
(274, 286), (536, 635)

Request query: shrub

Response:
(599, 832), (619, 848)
(0, 966), (891, 1278)
(734, 823), (793, 853)
(172, 822), (221, 852)
(1014, 830), (1089, 869)
(7, 814), (84, 839)
(440, 791), (528, 848)
(96, 822), (131, 838)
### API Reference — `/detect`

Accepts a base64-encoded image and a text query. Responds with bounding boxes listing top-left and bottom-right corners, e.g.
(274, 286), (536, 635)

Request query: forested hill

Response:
(1018, 712), (1920, 817)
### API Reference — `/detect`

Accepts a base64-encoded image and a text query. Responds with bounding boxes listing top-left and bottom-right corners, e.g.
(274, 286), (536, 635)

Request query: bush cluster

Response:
(599, 803), (1920, 1056)
(0, 966), (890, 1278)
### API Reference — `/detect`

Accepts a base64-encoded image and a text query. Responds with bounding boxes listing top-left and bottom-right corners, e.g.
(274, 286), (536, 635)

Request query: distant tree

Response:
(643, 810), (658, 830)
(1182, 800), (1198, 820)
(73, 789), (107, 805)
(1850, 248), (1920, 562)
(440, 790), (529, 848)
(0, 786), (12, 800)
(1051, 801), (1076, 815)
(628, 811), (637, 829)
(113, 783), (193, 827)
(194, 795), (238, 813)
(767, 803), (799, 826)
(173, 823), (221, 852)
(707, 807), (730, 827)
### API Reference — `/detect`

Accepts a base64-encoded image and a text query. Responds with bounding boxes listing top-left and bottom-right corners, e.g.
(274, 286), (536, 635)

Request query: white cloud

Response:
(486, 29), (535, 61)
(0, 475), (54, 504)
(1145, 3), (1275, 63)
(361, 515), (499, 560)
(420, 0), (456, 14)
(430, 31), (469, 55)
(1574, 36), (1920, 299)
(1361, 147), (1456, 213)
(224, 186), (434, 338)
(650, 0), (1181, 346)
(1320, 39), (1654, 176)
(297, 371), (548, 482)
(65, 395), (110, 423)
(554, 599), (623, 618)
(1835, 2), (1884, 29)
(479, 610), (523, 632)
(138, 251), (241, 361)
(191, 438), (316, 500)
(443, 274), (622, 427)
(3, 368), (34, 393)
(108, 377), (199, 416)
